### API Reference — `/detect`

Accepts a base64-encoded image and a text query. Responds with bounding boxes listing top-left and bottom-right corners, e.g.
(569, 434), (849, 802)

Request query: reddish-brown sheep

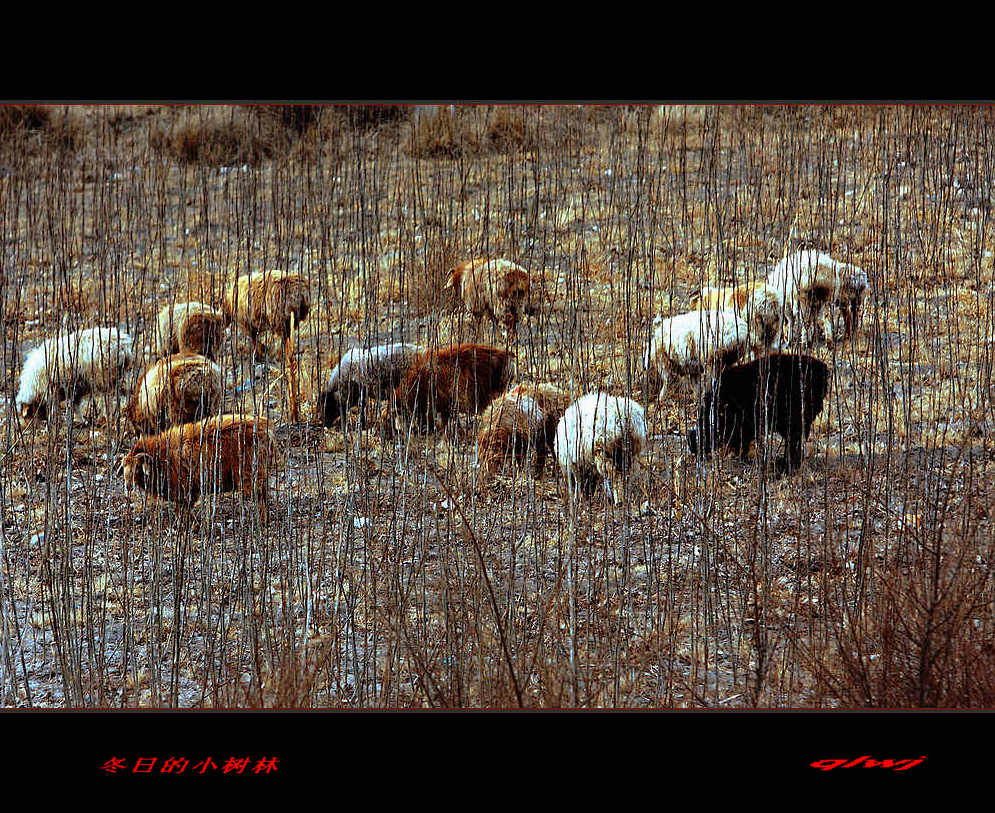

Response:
(120, 414), (281, 521)
(392, 343), (516, 433)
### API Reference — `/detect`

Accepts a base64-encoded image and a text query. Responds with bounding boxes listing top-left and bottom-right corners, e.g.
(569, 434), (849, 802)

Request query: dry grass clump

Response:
(334, 104), (409, 130)
(486, 106), (529, 153)
(252, 103), (324, 134)
(405, 104), (623, 158)
(0, 104), (52, 134)
(406, 104), (480, 158)
(0, 104), (85, 150)
(799, 477), (995, 707)
(149, 105), (293, 166)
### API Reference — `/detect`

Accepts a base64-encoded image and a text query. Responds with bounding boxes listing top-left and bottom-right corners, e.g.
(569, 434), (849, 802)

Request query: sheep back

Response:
(121, 414), (280, 508)
(124, 353), (223, 435)
(154, 302), (227, 359)
(394, 343), (516, 430)
(16, 326), (134, 418)
(555, 393), (647, 502)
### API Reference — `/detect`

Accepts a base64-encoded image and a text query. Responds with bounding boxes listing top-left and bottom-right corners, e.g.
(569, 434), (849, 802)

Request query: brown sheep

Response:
(123, 353), (223, 435)
(392, 343), (516, 433)
(445, 258), (531, 339)
(477, 382), (571, 476)
(222, 270), (311, 357)
(120, 414), (281, 522)
(153, 302), (227, 359)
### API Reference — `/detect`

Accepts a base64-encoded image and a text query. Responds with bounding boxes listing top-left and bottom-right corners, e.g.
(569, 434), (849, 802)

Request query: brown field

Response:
(1, 102), (994, 708)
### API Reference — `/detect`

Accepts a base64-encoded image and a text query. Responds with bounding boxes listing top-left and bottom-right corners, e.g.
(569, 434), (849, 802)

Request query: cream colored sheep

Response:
(16, 326), (134, 421)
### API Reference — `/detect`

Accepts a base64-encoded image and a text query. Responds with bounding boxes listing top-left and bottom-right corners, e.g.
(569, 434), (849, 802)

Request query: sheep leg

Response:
(533, 441), (549, 476)
(604, 472), (620, 505)
(248, 330), (268, 361)
(200, 493), (218, 530)
(284, 319), (301, 424)
(560, 464), (576, 504)
(655, 367), (672, 404)
(778, 427), (804, 476)
(843, 299), (860, 340)
(355, 389), (368, 430)
(243, 480), (270, 525)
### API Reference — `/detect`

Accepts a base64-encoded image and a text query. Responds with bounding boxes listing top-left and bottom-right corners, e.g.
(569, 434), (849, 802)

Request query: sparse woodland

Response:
(1, 103), (994, 708)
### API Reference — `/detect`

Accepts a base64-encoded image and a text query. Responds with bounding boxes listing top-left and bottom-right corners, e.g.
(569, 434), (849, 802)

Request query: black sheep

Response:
(687, 353), (829, 475)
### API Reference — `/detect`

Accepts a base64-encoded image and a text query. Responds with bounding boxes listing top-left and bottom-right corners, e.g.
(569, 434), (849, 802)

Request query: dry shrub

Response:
(0, 105), (52, 134)
(406, 104), (618, 158)
(486, 106), (527, 152)
(0, 104), (85, 150)
(800, 473), (995, 707)
(252, 103), (324, 134)
(651, 104), (715, 144)
(220, 635), (336, 708)
(150, 105), (292, 166)
(406, 105), (481, 158)
(337, 103), (409, 129)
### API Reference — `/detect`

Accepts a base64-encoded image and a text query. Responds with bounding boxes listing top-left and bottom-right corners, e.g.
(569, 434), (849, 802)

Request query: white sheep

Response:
(318, 342), (425, 427)
(643, 307), (753, 400)
(766, 250), (867, 346)
(695, 280), (785, 348)
(16, 326), (135, 421)
(554, 393), (647, 504)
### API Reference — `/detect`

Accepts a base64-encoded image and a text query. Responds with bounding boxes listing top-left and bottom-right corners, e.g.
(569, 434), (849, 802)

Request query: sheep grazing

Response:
(643, 308), (752, 400)
(120, 414), (281, 522)
(222, 269), (311, 355)
(318, 342), (424, 428)
(223, 269), (311, 422)
(392, 343), (516, 433)
(476, 382), (571, 476)
(687, 353), (829, 476)
(445, 258), (531, 339)
(16, 326), (135, 421)
(832, 265), (869, 342)
(765, 250), (866, 347)
(123, 353), (223, 435)
(153, 301), (227, 360)
(554, 393), (648, 504)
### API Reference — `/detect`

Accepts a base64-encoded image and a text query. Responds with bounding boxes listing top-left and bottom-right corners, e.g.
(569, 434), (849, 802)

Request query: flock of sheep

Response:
(11, 249), (868, 520)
